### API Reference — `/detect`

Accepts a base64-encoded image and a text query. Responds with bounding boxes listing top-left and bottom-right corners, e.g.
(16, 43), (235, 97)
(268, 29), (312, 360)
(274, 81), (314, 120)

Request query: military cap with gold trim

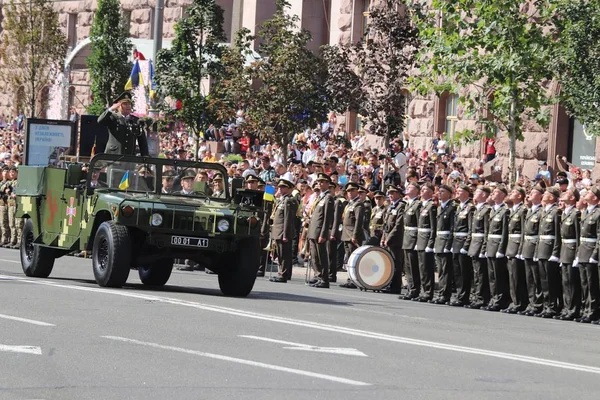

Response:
(181, 169), (195, 180)
(358, 186), (368, 193)
(114, 91), (133, 104)
(374, 190), (386, 198)
(245, 174), (259, 183)
(315, 172), (331, 183)
(277, 179), (294, 188)
(212, 173), (224, 181)
(344, 182), (360, 192)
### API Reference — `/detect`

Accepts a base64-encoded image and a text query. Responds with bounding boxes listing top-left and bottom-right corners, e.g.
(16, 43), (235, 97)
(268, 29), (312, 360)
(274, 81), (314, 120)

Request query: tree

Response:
(155, 0), (226, 159)
(552, 0), (600, 135)
(87, 0), (133, 115)
(245, 0), (328, 164)
(410, 0), (555, 184)
(323, 1), (419, 148)
(0, 0), (68, 118)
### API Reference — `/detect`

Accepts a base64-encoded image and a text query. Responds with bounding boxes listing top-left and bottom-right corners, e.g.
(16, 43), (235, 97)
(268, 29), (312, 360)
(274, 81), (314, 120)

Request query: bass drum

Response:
(347, 245), (394, 291)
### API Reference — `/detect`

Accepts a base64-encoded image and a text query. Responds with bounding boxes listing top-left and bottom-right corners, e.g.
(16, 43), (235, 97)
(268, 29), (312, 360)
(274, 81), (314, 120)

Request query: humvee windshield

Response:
(88, 155), (230, 200)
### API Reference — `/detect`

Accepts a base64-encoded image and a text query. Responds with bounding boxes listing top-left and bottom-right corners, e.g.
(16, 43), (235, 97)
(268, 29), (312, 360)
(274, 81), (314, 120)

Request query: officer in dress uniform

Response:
(503, 186), (529, 314)
(338, 182), (366, 288)
(0, 166), (11, 247)
(269, 179), (298, 283)
(400, 182), (422, 300)
(369, 191), (387, 245)
(533, 186), (563, 318)
(414, 183), (437, 302)
(173, 170), (197, 195)
(450, 184), (474, 306)
(519, 185), (545, 316)
(432, 184), (456, 304)
(307, 173), (334, 288)
(328, 181), (345, 283)
(483, 186), (511, 312)
(575, 186), (600, 323)
(555, 189), (581, 321)
(98, 92), (149, 156)
(7, 167), (21, 248)
(380, 185), (405, 295)
(466, 186), (492, 309)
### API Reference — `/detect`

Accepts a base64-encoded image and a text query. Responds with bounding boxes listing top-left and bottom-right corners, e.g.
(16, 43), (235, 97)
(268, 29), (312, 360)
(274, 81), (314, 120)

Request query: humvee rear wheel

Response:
(20, 219), (55, 278)
(218, 238), (259, 297)
(139, 260), (174, 286)
(92, 221), (131, 287)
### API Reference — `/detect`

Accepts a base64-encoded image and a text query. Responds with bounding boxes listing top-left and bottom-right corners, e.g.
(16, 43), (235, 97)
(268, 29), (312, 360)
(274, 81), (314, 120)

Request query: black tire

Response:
(139, 260), (174, 286)
(92, 221), (131, 287)
(218, 238), (259, 297)
(20, 219), (55, 278)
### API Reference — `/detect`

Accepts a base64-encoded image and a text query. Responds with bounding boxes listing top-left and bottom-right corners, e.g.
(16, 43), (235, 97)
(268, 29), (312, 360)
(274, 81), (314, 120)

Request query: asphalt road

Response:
(1, 248), (600, 400)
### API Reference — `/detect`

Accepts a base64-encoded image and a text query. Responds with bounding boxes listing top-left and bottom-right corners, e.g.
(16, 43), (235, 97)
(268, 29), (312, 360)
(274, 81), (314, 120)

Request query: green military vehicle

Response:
(16, 154), (265, 297)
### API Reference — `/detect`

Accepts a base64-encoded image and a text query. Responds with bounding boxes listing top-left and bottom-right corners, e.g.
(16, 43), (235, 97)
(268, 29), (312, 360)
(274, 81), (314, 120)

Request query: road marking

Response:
(5, 274), (600, 375)
(0, 313), (55, 327)
(0, 258), (20, 264)
(0, 344), (42, 355)
(240, 335), (367, 357)
(102, 335), (370, 386)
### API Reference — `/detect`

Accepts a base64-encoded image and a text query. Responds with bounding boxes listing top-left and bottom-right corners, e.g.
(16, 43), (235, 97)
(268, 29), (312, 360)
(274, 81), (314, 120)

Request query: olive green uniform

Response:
(0, 177), (10, 246)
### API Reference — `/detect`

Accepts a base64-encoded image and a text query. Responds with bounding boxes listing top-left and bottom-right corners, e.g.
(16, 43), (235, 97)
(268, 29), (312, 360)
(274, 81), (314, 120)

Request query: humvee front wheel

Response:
(20, 219), (55, 278)
(139, 260), (174, 286)
(218, 238), (259, 297)
(92, 221), (131, 287)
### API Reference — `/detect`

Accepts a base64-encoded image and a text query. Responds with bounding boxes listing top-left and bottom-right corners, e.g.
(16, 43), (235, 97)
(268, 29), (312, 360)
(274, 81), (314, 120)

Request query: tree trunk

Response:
(508, 94), (517, 185)
(381, 128), (390, 191)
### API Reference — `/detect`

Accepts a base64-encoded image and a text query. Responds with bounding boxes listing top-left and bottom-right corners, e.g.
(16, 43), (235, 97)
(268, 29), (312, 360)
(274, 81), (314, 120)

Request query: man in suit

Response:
(413, 183), (437, 302)
(466, 186), (492, 309)
(328, 181), (346, 283)
(432, 184), (456, 304)
(533, 186), (563, 318)
(307, 173), (335, 288)
(483, 186), (511, 311)
(556, 189), (581, 321)
(380, 185), (405, 295)
(269, 179), (299, 283)
(519, 185), (545, 316)
(576, 186), (600, 323)
(98, 92), (149, 156)
(450, 184), (474, 306)
(401, 182), (422, 300)
(503, 186), (529, 314)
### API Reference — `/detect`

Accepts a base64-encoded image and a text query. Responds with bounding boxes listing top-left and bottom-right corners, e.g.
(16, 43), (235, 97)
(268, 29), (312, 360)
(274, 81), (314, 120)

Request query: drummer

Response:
(339, 182), (365, 289)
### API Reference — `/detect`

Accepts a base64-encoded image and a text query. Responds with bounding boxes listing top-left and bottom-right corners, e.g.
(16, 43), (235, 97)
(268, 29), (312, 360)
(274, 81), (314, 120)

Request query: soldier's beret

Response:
(495, 185), (508, 196)
(458, 184), (471, 194)
(374, 191), (386, 198)
(513, 186), (526, 198)
(407, 181), (421, 191)
(531, 184), (545, 194)
(439, 184), (453, 194)
(546, 186), (561, 198)
(571, 188), (580, 202)
(277, 179), (294, 188)
(422, 182), (435, 192)
(114, 91), (133, 104)
(345, 182), (360, 192)
(245, 174), (258, 182)
(181, 170), (196, 180)
(315, 173), (331, 183)
(477, 185), (491, 196)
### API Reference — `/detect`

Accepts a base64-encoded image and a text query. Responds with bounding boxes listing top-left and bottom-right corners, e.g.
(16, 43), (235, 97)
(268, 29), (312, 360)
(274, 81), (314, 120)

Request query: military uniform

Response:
(467, 202), (491, 308)
(270, 182), (298, 281)
(340, 196), (365, 260)
(259, 199), (274, 276)
(401, 197), (422, 300)
(485, 203), (510, 311)
(307, 176), (334, 287)
(369, 202), (387, 245)
(7, 171), (21, 248)
(361, 196), (372, 245)
(415, 198), (437, 301)
(381, 197), (405, 294)
(433, 199), (456, 303)
(505, 202), (528, 313)
(533, 201), (563, 317)
(557, 205), (581, 320)
(98, 92), (149, 156)
(450, 198), (474, 306)
(0, 170), (11, 246)
(520, 204), (544, 315)
(575, 204), (600, 322)
(328, 193), (346, 282)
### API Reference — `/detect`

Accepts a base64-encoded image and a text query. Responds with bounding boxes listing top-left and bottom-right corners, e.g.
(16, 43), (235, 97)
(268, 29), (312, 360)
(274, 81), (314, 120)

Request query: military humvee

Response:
(16, 154), (265, 297)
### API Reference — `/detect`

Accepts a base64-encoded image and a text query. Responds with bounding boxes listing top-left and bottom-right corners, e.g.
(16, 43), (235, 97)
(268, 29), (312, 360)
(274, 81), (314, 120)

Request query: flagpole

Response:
(153, 0), (164, 62)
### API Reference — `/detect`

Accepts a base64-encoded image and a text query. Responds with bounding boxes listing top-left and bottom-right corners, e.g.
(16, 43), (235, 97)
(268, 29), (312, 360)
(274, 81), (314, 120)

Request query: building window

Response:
(121, 9), (131, 35)
(445, 93), (458, 141)
(362, 0), (371, 39)
(67, 13), (77, 49)
(150, 7), (155, 39)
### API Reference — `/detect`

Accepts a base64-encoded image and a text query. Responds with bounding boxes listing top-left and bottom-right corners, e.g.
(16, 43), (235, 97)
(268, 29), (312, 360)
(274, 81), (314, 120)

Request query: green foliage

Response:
(552, 0), (600, 135)
(409, 0), (556, 183)
(224, 154), (244, 163)
(244, 0), (328, 158)
(0, 0), (68, 118)
(155, 0), (226, 137)
(87, 0), (133, 115)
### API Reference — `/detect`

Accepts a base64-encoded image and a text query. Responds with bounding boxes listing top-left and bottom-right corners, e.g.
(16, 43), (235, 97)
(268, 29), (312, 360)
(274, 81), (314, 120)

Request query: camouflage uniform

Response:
(8, 167), (22, 248)
(0, 167), (11, 246)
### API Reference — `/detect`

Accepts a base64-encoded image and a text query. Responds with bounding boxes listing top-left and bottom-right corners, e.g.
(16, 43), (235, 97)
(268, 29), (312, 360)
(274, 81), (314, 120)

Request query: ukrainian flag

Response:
(118, 171), (130, 190)
(149, 60), (157, 100)
(124, 60), (144, 91)
(263, 185), (275, 202)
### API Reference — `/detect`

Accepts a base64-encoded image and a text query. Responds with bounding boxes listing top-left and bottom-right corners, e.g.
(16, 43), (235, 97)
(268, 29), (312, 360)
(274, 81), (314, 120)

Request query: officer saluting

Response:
(269, 179), (298, 283)
(98, 92), (149, 156)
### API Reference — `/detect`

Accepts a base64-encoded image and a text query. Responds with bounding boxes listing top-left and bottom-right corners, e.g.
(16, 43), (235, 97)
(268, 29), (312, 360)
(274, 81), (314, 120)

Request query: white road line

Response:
(5, 274), (600, 375)
(0, 258), (20, 264)
(239, 335), (367, 357)
(0, 344), (42, 355)
(0, 313), (55, 327)
(102, 335), (371, 386)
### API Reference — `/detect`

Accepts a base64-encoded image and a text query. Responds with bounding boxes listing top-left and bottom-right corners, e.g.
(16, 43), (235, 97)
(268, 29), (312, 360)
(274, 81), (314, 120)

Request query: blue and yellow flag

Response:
(263, 185), (275, 202)
(118, 171), (130, 190)
(124, 60), (144, 91)
(149, 60), (157, 100)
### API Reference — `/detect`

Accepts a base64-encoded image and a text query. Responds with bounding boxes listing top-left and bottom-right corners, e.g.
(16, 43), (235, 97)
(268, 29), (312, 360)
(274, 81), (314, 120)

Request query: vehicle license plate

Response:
(171, 236), (209, 247)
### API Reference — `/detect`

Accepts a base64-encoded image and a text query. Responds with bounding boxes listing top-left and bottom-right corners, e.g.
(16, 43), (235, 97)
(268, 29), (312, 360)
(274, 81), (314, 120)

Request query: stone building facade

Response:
(0, 0), (596, 178)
